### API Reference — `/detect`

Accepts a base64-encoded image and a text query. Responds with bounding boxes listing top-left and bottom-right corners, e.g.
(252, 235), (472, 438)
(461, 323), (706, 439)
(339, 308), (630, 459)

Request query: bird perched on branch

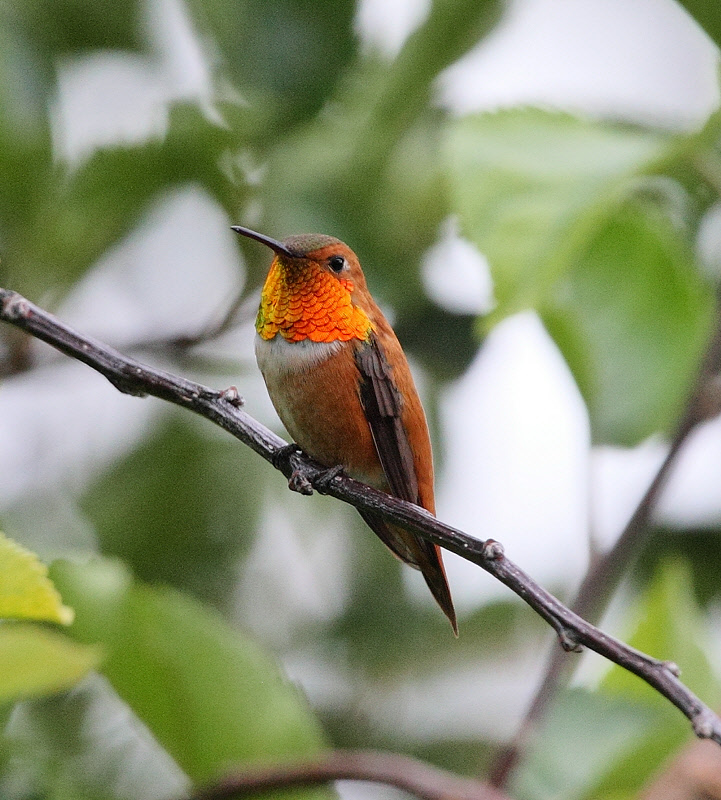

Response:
(233, 225), (456, 633)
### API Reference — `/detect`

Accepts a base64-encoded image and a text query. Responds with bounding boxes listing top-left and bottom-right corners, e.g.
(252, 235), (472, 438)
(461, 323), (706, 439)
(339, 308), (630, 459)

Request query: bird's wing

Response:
(354, 335), (458, 632)
(354, 334), (419, 505)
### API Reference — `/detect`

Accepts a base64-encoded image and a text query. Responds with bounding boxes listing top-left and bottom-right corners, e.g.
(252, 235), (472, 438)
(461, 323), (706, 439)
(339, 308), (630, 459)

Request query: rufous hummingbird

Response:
(232, 225), (457, 633)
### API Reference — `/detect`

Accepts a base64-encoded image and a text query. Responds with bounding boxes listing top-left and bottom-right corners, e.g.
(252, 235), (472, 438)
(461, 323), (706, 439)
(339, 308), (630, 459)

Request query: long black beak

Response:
(231, 225), (295, 258)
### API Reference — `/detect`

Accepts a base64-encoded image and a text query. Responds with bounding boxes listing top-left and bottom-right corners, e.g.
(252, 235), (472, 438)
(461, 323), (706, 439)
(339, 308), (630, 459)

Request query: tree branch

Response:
(191, 750), (510, 800)
(2, 286), (721, 753)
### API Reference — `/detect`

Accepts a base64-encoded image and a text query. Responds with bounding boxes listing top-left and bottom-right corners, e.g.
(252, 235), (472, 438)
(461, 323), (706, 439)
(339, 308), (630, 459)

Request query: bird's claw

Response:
(271, 444), (315, 495)
(271, 443), (303, 471)
(314, 464), (345, 493)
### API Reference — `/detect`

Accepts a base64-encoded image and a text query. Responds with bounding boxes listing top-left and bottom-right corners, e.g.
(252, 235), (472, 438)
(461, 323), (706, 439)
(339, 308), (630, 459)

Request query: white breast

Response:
(255, 334), (342, 382)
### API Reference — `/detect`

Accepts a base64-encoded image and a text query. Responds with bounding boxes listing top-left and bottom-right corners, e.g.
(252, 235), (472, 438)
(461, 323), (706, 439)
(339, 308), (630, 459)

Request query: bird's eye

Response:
(328, 255), (346, 273)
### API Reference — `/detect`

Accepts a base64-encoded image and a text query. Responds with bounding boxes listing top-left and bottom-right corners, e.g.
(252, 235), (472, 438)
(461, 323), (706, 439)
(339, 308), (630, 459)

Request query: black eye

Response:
(328, 255), (346, 273)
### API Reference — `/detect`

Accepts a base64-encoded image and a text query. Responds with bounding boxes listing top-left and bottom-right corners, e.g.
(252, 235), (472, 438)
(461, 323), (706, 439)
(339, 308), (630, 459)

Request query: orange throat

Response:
(256, 257), (372, 344)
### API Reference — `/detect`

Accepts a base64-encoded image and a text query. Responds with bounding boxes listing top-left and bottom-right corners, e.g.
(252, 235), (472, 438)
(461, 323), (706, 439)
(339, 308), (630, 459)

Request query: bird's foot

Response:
(271, 443), (303, 471)
(271, 443), (314, 496)
(314, 464), (345, 494)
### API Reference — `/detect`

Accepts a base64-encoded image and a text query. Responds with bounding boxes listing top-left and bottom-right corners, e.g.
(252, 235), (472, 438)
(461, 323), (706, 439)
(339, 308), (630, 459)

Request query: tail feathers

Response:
(358, 509), (457, 634)
(421, 543), (458, 636)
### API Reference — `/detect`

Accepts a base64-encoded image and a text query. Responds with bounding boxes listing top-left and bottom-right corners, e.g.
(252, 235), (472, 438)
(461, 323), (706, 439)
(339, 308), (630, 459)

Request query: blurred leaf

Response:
(586, 559), (719, 798)
(82, 413), (262, 608)
(350, 0), (503, 184)
(447, 109), (715, 444)
(10, 103), (247, 298)
(636, 527), (721, 605)
(544, 201), (713, 444)
(677, 0), (721, 49)
(0, 530), (73, 624)
(7, 0), (144, 56)
(446, 109), (675, 324)
(0, 624), (100, 703)
(396, 303), (478, 381)
(603, 559), (717, 703)
(51, 558), (331, 795)
(185, 0), (358, 134)
(0, 124), (53, 293)
(0, 12), (51, 134)
(511, 689), (660, 800)
(2, 676), (190, 800)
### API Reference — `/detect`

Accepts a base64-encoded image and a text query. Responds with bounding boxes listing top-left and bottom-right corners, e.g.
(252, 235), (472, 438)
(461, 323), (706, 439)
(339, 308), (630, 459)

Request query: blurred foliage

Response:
(447, 108), (718, 444)
(513, 561), (719, 800)
(81, 412), (262, 609)
(48, 558), (331, 795)
(512, 689), (661, 800)
(588, 560), (719, 799)
(184, 0), (359, 131)
(0, 625), (100, 705)
(1, 1), (721, 799)
(635, 525), (721, 605)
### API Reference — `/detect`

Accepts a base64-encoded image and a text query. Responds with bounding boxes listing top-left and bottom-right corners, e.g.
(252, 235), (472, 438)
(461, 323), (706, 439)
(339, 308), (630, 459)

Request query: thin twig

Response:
(489, 292), (721, 787)
(191, 750), (510, 800)
(2, 286), (721, 753)
(151, 290), (258, 352)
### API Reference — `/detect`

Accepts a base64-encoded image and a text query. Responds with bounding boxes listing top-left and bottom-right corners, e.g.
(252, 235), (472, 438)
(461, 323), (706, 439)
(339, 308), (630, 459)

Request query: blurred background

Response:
(2, 0), (721, 798)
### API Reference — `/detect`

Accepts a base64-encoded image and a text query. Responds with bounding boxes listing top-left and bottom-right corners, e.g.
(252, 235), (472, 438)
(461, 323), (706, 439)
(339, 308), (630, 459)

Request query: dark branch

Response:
(191, 750), (510, 800)
(2, 286), (721, 753)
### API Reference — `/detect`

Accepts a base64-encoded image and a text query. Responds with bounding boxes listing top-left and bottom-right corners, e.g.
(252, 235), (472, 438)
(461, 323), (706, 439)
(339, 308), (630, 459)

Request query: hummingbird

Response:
(232, 225), (457, 633)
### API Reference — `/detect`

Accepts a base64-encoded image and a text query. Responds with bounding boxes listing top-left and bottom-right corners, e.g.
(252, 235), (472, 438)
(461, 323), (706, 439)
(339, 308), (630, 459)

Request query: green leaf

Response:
(543, 201), (713, 445)
(511, 689), (660, 800)
(8, 0), (144, 56)
(185, 0), (358, 133)
(446, 108), (715, 444)
(446, 109), (675, 324)
(636, 526), (721, 606)
(603, 560), (717, 703)
(586, 560), (720, 798)
(13, 103), (245, 298)
(0, 624), (100, 703)
(2, 677), (190, 800)
(81, 414), (261, 608)
(0, 530), (73, 624)
(51, 558), (331, 796)
(350, 0), (503, 181)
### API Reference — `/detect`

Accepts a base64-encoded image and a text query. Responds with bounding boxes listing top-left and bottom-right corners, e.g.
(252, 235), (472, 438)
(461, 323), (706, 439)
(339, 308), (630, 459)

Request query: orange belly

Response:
(257, 336), (385, 486)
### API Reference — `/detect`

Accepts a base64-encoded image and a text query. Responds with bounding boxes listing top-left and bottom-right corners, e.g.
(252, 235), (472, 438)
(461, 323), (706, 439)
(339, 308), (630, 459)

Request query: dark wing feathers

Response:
(354, 337), (419, 505)
(355, 335), (458, 632)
